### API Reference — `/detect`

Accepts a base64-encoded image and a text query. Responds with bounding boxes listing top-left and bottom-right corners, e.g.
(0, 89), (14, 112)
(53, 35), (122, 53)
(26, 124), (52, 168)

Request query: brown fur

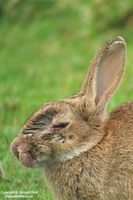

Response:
(11, 37), (133, 200)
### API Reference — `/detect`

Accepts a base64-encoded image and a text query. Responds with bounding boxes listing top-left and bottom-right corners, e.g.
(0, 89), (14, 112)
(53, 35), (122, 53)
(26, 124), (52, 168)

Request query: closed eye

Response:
(52, 122), (69, 129)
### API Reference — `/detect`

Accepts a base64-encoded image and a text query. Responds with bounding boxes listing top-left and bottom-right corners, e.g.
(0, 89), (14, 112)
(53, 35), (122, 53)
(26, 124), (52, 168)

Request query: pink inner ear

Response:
(95, 95), (101, 105)
(95, 45), (125, 105)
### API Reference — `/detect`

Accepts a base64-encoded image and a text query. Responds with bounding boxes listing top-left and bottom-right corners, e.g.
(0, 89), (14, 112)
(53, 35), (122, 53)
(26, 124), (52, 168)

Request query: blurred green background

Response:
(0, 1), (133, 199)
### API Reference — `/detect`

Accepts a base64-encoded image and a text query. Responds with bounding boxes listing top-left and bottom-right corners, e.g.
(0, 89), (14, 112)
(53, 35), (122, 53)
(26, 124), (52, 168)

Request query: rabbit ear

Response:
(81, 37), (126, 114)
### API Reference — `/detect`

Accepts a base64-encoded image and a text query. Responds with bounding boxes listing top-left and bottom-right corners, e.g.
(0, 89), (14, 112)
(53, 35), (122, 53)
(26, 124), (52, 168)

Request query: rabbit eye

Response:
(52, 122), (69, 129)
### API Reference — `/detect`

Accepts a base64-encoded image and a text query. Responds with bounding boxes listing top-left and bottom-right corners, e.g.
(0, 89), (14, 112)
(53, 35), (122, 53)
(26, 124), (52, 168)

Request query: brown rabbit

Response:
(11, 36), (133, 200)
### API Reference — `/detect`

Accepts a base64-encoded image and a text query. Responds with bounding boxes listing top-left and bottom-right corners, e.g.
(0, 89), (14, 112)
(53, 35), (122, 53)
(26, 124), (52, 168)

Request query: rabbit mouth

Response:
(10, 137), (47, 168)
(10, 137), (54, 168)
(10, 137), (35, 168)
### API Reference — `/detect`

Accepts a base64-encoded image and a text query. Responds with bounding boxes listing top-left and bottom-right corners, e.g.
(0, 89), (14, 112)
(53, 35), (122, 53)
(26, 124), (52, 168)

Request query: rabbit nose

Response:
(10, 137), (22, 159)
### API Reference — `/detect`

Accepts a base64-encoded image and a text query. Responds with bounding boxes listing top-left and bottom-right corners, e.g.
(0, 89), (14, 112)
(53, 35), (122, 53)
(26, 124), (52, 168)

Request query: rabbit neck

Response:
(41, 147), (91, 168)
(56, 147), (89, 163)
(44, 146), (108, 200)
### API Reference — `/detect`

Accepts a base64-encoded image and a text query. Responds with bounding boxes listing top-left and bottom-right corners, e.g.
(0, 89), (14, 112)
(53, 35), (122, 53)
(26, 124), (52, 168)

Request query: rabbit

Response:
(10, 36), (133, 200)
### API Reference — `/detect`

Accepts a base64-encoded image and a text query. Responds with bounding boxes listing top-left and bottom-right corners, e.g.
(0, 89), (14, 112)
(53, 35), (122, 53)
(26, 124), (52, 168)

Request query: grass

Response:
(0, 1), (133, 200)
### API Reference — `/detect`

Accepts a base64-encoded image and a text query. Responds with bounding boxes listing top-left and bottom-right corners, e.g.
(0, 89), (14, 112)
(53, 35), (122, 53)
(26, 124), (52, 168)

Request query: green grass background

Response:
(0, 1), (133, 200)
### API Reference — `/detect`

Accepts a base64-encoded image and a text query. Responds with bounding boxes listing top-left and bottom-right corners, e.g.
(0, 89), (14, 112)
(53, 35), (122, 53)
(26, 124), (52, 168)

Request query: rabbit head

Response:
(11, 36), (126, 168)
